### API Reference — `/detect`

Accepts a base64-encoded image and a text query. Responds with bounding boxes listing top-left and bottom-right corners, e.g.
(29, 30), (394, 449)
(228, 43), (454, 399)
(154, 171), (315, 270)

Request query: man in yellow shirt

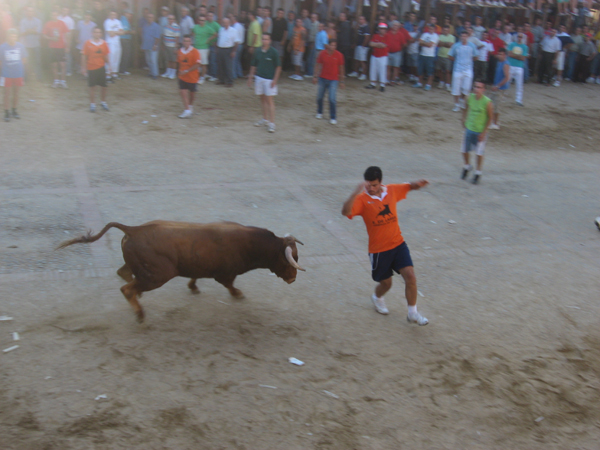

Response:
(246, 11), (261, 55)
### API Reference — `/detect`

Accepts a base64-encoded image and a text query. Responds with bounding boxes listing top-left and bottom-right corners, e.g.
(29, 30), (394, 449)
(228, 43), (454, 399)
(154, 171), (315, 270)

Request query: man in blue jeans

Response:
(141, 13), (161, 79)
(313, 39), (345, 125)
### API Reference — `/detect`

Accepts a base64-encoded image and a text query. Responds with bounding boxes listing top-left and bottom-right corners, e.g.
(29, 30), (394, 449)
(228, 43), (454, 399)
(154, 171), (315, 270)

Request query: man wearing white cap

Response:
(365, 22), (389, 92)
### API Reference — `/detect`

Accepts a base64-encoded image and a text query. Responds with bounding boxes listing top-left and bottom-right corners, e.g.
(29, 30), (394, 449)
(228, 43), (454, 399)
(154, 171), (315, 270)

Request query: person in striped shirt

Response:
(161, 15), (180, 79)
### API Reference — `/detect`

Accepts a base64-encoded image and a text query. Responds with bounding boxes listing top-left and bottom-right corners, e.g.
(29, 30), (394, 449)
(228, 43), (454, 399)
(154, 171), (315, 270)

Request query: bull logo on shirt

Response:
(377, 204), (392, 218)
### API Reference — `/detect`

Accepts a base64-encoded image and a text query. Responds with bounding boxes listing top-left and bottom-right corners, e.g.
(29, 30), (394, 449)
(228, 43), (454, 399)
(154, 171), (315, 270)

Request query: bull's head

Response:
(275, 235), (305, 283)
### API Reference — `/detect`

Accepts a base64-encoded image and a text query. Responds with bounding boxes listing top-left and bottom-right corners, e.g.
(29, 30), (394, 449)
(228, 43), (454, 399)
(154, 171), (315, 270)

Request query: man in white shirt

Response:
(499, 24), (513, 47)
(229, 14), (245, 79)
(58, 6), (75, 76)
(104, 10), (123, 81)
(449, 31), (478, 111)
(414, 24), (438, 90)
(538, 28), (561, 85)
(216, 18), (238, 86)
(472, 16), (485, 40)
(476, 30), (494, 83)
(179, 7), (194, 39)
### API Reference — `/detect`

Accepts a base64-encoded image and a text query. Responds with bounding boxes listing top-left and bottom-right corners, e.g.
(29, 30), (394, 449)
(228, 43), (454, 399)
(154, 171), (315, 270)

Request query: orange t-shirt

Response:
(347, 183), (411, 254)
(292, 26), (306, 52)
(178, 46), (201, 83)
(82, 39), (109, 70)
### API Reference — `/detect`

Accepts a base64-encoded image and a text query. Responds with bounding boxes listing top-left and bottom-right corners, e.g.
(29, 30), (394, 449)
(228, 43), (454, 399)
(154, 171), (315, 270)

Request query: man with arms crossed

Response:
(449, 31), (478, 112)
(460, 81), (493, 184)
(248, 33), (281, 133)
(342, 166), (429, 325)
(313, 39), (344, 125)
(81, 27), (109, 112)
(177, 35), (200, 119)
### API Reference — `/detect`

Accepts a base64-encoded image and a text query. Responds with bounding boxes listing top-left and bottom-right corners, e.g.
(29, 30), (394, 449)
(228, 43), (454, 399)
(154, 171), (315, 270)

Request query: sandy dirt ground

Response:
(1, 71), (599, 450)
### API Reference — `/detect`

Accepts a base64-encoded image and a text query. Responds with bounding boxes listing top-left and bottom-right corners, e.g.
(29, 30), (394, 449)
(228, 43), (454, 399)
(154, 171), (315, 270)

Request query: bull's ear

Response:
(284, 234), (304, 246)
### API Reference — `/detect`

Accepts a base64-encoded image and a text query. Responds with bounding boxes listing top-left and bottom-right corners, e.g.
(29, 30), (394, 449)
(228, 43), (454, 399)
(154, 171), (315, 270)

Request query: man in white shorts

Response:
(449, 31), (478, 112)
(348, 15), (370, 80)
(365, 23), (389, 92)
(103, 10), (123, 82)
(248, 33), (281, 133)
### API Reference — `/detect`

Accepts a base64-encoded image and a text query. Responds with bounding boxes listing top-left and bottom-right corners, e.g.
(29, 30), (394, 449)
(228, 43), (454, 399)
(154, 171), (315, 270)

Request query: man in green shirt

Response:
(437, 25), (455, 90)
(192, 14), (218, 83)
(247, 33), (281, 133)
(460, 81), (493, 184)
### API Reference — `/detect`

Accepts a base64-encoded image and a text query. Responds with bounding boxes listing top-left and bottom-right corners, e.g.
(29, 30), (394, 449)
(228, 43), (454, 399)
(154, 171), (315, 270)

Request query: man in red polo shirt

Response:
(342, 166), (429, 324)
(365, 23), (389, 92)
(42, 10), (69, 88)
(313, 39), (344, 125)
(387, 21), (406, 85)
(488, 28), (506, 84)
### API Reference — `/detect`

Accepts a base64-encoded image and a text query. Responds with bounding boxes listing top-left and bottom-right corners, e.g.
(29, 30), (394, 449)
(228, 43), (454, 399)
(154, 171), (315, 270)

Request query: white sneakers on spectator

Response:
(407, 312), (429, 326)
(254, 118), (268, 127)
(358, 74), (367, 81)
(438, 80), (445, 89)
(315, 113), (323, 119)
(348, 72), (358, 77)
(267, 122), (276, 133)
(371, 294), (389, 315)
(288, 74), (303, 81)
(553, 80), (560, 87)
(330, 119), (337, 125)
(207, 76), (217, 81)
(452, 104), (461, 112)
(197, 76), (205, 85)
(489, 123), (500, 130)
(178, 110), (193, 119)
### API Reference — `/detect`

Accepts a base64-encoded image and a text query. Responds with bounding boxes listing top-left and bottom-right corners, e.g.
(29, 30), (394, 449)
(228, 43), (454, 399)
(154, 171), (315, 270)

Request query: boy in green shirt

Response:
(461, 81), (493, 185)
(248, 33), (282, 133)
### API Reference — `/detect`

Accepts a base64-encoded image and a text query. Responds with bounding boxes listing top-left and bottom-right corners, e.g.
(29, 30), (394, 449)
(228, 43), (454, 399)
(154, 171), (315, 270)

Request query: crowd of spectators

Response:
(1, 0), (599, 123)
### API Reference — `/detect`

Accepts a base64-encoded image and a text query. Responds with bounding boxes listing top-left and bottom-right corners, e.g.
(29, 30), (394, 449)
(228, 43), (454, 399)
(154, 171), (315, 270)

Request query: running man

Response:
(0, 28), (27, 122)
(248, 33), (281, 133)
(81, 27), (110, 112)
(461, 81), (493, 184)
(341, 166), (429, 325)
(177, 35), (201, 119)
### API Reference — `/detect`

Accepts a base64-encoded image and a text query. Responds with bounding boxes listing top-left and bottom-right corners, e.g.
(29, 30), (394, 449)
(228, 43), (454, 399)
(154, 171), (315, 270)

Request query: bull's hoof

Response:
(136, 311), (145, 323)
(190, 287), (201, 295)
(230, 289), (245, 300)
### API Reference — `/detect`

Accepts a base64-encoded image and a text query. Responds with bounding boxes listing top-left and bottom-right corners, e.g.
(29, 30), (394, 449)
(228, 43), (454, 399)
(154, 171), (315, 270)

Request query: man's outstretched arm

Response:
(341, 182), (367, 216)
(409, 179), (429, 190)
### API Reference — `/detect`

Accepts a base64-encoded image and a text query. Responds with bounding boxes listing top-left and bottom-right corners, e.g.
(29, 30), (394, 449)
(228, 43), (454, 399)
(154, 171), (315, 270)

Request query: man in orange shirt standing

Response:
(177, 34), (201, 119)
(288, 18), (305, 80)
(342, 166), (429, 325)
(43, 10), (69, 88)
(81, 27), (109, 112)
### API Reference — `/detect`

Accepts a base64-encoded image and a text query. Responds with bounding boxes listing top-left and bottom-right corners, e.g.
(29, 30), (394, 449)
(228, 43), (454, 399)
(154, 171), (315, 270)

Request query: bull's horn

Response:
(284, 234), (304, 246)
(285, 246), (306, 271)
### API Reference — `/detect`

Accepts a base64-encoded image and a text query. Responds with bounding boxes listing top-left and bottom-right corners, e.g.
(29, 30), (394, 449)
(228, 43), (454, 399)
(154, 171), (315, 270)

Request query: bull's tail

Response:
(55, 222), (132, 250)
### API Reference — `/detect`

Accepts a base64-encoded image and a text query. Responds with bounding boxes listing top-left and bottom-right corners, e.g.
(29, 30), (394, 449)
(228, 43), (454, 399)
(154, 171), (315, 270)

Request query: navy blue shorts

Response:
(369, 242), (413, 282)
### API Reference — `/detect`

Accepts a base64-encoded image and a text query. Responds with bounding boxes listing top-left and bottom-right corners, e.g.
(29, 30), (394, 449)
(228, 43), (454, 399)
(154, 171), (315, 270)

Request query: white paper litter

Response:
(45, 376), (52, 380)
(522, 195), (529, 198)
(29, 99), (36, 102)
(288, 357), (304, 366)
(565, 306), (581, 309)
(534, 416), (544, 422)
(12, 332), (19, 341)
(3, 345), (19, 353)
(150, 115), (157, 117)
(0, 316), (14, 321)
(430, 220), (436, 224)
(141, 121), (148, 124)
(448, 220), (456, 224)
(316, 139), (321, 142)
(423, 246), (432, 249)
(259, 384), (277, 389)
(95, 394), (107, 400)
(418, 291), (424, 297)
(569, 144), (575, 148)
(481, 237), (492, 240)
(322, 390), (339, 399)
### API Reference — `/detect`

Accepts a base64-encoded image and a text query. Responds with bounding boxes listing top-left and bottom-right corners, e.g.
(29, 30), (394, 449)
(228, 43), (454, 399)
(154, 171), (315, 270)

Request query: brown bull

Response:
(57, 221), (305, 322)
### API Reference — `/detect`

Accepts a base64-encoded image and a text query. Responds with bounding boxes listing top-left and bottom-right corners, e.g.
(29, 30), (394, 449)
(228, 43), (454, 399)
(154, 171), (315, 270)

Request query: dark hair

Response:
(364, 166), (382, 182)
(328, 38), (337, 45)
(262, 32), (271, 37)
(183, 34), (192, 39)
(497, 47), (506, 53)
(277, 8), (284, 12)
(460, 30), (468, 35)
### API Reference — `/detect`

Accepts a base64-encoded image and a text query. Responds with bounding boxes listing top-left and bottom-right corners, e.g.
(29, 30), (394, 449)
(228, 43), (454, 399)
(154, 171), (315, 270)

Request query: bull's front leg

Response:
(215, 275), (245, 300)
(187, 278), (200, 294)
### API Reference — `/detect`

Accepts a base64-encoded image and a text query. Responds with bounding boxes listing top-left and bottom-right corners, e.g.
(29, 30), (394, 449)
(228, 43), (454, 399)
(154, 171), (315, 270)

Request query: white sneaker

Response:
(303, 74), (312, 78)
(315, 113), (323, 119)
(122, 72), (131, 75)
(407, 312), (429, 326)
(168, 73), (176, 79)
(348, 72), (358, 77)
(60, 80), (68, 89)
(438, 81), (445, 89)
(553, 80), (560, 87)
(161, 72), (169, 78)
(446, 83), (451, 91)
(358, 74), (367, 81)
(330, 119), (337, 125)
(452, 104), (461, 112)
(207, 76), (217, 81)
(371, 294), (389, 315)
(51, 80), (60, 88)
(178, 110), (192, 119)
(267, 122), (276, 133)
(254, 118), (268, 127)
(596, 78), (600, 84)
(489, 123), (500, 130)
(198, 77), (205, 85)
(586, 77), (594, 83)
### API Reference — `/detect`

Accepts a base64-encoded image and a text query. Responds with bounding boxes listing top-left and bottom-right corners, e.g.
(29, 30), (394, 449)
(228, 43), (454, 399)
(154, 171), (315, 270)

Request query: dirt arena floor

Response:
(1, 71), (599, 450)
